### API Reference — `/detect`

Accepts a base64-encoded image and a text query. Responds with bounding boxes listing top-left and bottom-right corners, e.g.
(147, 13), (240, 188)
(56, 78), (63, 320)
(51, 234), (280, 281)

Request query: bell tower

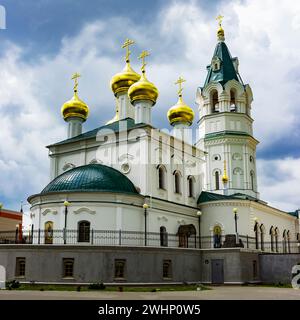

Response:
(196, 16), (259, 198)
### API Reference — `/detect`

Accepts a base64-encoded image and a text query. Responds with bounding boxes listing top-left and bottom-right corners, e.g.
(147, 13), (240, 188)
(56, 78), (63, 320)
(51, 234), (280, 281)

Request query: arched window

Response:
(270, 226), (275, 252)
(177, 224), (196, 248)
(275, 228), (279, 252)
(260, 224), (265, 251)
(187, 176), (195, 198)
(230, 89), (237, 112)
(287, 230), (291, 253)
(174, 171), (181, 194)
(250, 171), (255, 191)
(214, 171), (220, 190)
(283, 230), (287, 253)
(44, 221), (53, 244)
(160, 226), (168, 247)
(254, 222), (259, 249)
(158, 165), (166, 190)
(211, 91), (219, 113)
(78, 221), (90, 243)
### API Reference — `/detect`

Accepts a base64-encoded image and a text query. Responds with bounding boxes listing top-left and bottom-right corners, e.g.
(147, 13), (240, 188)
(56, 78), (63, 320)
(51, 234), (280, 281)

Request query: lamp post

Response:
(15, 224), (19, 244)
(197, 210), (202, 249)
(143, 203), (149, 246)
(63, 200), (70, 244)
(254, 217), (259, 249)
(233, 207), (239, 244)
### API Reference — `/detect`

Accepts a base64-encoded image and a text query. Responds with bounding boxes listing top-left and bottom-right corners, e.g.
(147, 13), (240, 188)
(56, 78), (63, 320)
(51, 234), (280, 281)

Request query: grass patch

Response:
(10, 283), (210, 292)
(258, 283), (293, 289)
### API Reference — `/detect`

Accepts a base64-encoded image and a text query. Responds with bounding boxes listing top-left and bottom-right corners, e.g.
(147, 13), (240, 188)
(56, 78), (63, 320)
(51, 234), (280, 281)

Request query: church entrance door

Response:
(211, 259), (224, 284)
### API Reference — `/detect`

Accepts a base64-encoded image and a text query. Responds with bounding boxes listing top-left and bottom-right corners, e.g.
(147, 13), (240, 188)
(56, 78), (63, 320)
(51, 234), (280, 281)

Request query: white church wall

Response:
(200, 201), (297, 242)
(48, 127), (206, 209)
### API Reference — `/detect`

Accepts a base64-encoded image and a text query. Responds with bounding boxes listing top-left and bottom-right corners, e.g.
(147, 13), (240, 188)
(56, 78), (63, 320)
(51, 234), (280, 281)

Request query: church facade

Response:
(27, 20), (299, 253)
(1, 20), (298, 285)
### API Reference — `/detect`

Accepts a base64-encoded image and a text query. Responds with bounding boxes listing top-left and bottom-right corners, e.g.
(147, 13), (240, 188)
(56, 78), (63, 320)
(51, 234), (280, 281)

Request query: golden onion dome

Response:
(61, 91), (89, 122)
(110, 61), (141, 97)
(222, 160), (229, 184)
(128, 71), (159, 105)
(167, 95), (194, 126)
(61, 73), (89, 122)
(216, 15), (225, 41)
(217, 25), (225, 41)
(222, 171), (229, 184)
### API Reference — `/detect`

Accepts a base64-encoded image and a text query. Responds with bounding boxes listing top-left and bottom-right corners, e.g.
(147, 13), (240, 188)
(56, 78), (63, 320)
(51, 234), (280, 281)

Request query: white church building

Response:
(26, 21), (299, 255)
(1, 20), (300, 286)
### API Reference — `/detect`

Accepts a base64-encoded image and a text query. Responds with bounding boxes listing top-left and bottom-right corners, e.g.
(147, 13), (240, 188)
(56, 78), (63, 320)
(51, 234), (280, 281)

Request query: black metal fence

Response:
(0, 229), (299, 253)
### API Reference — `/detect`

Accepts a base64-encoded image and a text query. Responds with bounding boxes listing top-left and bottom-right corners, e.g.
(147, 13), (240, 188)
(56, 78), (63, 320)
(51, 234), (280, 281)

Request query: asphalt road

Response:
(0, 286), (299, 300)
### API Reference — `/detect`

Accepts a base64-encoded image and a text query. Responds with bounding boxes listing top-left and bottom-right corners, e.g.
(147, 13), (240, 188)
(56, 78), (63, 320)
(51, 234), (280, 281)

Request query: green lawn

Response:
(7, 283), (210, 292)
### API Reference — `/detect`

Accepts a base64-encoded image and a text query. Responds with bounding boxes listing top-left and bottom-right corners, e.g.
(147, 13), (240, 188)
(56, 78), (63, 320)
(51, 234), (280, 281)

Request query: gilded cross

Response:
(138, 50), (150, 72)
(216, 14), (224, 27)
(122, 38), (135, 62)
(71, 72), (81, 92)
(175, 76), (186, 96)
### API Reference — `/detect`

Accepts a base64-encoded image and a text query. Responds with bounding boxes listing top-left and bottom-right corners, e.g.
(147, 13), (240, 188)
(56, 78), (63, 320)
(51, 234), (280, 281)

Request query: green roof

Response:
(49, 118), (150, 147)
(204, 130), (252, 140)
(203, 41), (243, 87)
(41, 164), (139, 195)
(288, 211), (299, 218)
(198, 192), (298, 219)
(197, 191), (260, 204)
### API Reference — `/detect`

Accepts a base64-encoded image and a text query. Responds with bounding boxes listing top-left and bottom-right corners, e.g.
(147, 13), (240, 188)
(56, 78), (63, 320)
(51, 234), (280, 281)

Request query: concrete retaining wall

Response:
(0, 245), (264, 284)
(259, 254), (300, 284)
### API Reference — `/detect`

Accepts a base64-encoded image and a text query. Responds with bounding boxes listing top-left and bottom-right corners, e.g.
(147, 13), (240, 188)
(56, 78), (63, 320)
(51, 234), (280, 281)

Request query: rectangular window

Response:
(163, 259), (172, 279)
(63, 258), (74, 278)
(15, 257), (26, 277)
(114, 259), (126, 279)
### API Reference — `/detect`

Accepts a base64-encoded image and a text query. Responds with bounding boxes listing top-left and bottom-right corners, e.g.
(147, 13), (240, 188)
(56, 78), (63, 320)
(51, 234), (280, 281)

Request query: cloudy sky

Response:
(0, 0), (300, 215)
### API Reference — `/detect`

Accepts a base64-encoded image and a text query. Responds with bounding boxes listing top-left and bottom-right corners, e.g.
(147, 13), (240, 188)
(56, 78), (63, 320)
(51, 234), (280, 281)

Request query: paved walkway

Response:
(0, 286), (299, 300)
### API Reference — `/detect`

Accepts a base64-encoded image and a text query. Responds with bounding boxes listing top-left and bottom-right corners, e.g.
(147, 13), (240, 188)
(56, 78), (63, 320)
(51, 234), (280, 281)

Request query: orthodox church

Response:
(28, 19), (299, 252)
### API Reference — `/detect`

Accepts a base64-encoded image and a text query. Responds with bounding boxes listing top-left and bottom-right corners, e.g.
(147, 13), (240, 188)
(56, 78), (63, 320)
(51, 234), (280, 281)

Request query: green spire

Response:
(203, 41), (243, 87)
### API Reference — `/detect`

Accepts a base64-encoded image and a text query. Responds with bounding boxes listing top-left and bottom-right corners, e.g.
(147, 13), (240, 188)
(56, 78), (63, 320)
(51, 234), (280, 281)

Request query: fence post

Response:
(38, 229), (41, 244)
(91, 229), (94, 245)
(246, 235), (249, 249)
(119, 229), (122, 246)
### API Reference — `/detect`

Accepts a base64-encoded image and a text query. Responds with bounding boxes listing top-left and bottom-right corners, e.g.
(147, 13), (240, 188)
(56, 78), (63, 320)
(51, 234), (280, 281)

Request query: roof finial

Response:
(216, 14), (224, 27)
(122, 38), (135, 63)
(71, 72), (81, 93)
(175, 76), (186, 98)
(222, 159), (229, 184)
(216, 14), (225, 42)
(138, 50), (150, 74)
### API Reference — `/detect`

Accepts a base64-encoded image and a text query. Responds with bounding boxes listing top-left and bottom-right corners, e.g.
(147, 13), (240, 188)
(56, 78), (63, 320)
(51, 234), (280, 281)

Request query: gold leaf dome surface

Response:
(128, 72), (159, 105)
(167, 96), (194, 126)
(110, 62), (141, 96)
(61, 92), (89, 122)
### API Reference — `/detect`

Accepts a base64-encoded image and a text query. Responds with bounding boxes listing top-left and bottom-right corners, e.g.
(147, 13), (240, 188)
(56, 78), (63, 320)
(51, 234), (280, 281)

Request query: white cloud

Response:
(257, 158), (300, 211)
(0, 0), (299, 214)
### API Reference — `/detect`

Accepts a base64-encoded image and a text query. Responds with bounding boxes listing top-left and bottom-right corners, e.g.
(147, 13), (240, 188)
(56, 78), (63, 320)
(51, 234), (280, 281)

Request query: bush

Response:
(6, 280), (20, 289)
(88, 282), (106, 290)
(76, 286), (81, 292)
